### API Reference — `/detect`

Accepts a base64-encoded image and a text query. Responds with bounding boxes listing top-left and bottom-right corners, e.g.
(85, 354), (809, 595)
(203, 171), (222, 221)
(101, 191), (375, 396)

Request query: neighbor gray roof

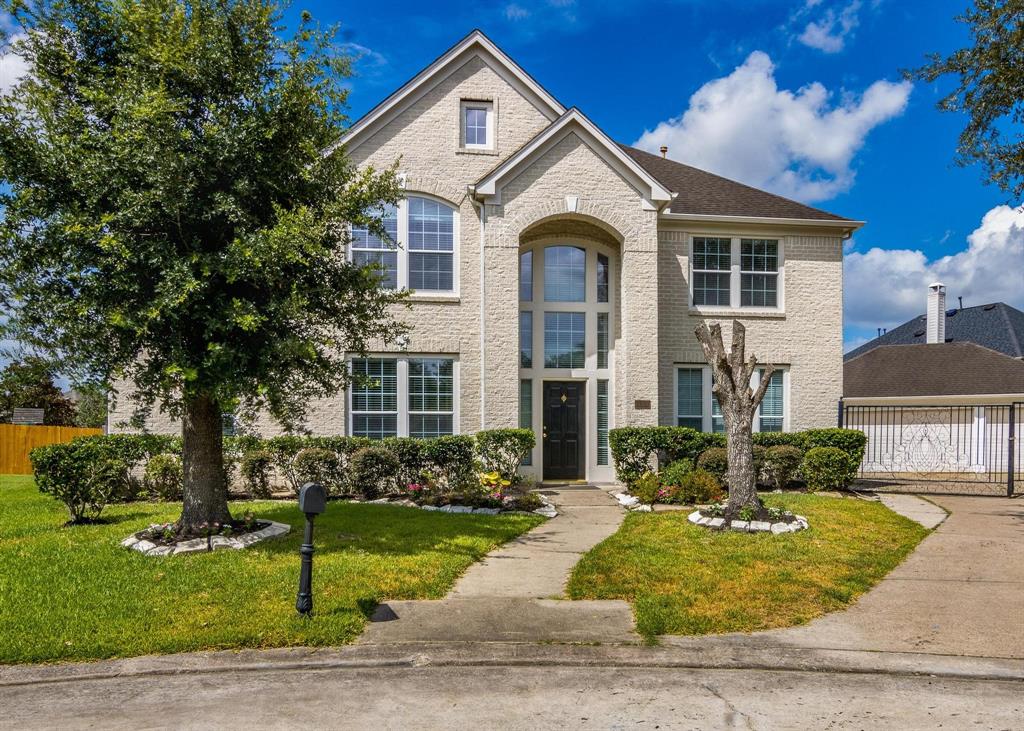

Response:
(844, 342), (1024, 398)
(620, 145), (853, 222)
(845, 302), (1024, 361)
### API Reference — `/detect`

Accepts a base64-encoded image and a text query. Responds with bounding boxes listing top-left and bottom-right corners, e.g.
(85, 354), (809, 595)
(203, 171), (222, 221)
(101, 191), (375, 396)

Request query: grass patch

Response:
(566, 494), (928, 641)
(0, 475), (542, 664)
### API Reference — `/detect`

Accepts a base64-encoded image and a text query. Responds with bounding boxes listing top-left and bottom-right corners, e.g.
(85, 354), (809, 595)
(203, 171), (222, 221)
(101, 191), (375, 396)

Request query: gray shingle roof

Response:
(619, 145), (853, 221)
(844, 342), (1024, 398)
(845, 302), (1024, 361)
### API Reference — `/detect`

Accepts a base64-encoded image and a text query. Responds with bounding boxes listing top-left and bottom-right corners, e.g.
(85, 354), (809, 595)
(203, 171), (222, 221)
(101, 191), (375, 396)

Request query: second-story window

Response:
(690, 236), (782, 310)
(350, 195), (458, 295)
(461, 100), (493, 149)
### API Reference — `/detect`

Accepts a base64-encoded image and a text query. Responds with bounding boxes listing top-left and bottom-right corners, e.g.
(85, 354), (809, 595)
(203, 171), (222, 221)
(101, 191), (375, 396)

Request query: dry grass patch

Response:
(566, 493), (928, 640)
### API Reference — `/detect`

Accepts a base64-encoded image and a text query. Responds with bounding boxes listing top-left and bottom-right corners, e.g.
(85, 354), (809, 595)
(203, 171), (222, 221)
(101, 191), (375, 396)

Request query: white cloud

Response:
(0, 31), (28, 96)
(633, 51), (911, 202)
(844, 204), (1024, 330)
(505, 3), (531, 20)
(798, 1), (861, 53)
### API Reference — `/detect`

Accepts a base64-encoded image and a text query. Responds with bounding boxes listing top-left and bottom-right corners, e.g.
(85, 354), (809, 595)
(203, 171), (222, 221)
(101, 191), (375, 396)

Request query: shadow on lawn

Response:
(247, 501), (538, 560)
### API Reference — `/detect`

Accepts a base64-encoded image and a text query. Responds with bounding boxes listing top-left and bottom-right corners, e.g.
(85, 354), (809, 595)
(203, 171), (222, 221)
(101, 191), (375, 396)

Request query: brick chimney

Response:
(927, 282), (946, 344)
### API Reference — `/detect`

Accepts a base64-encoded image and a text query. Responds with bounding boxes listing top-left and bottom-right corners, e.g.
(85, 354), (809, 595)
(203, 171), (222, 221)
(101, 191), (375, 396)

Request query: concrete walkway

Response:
(663, 495), (1024, 659)
(878, 493), (948, 528)
(359, 484), (637, 644)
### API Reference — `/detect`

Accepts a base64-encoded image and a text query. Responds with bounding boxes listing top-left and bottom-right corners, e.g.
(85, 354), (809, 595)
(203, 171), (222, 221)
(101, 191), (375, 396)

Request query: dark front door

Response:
(543, 381), (585, 480)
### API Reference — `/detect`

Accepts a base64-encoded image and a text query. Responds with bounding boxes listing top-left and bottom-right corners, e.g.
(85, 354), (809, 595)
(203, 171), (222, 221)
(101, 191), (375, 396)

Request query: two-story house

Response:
(111, 30), (862, 484)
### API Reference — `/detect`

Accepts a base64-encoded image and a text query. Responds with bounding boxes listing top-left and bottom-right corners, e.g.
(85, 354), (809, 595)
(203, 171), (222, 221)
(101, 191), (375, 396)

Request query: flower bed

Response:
(687, 502), (808, 534)
(122, 517), (291, 556)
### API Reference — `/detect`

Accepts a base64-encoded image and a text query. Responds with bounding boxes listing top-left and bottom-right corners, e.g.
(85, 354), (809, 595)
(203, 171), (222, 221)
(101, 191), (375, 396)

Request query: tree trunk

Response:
(179, 392), (232, 530)
(694, 321), (776, 516)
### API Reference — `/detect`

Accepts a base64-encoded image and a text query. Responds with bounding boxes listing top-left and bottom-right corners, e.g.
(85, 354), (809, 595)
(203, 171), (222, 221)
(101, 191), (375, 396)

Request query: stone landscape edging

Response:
(121, 520), (292, 557)
(687, 509), (808, 534)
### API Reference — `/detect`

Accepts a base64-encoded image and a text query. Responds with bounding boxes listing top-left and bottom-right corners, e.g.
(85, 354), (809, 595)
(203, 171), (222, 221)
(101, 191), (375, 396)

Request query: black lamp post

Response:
(296, 482), (326, 616)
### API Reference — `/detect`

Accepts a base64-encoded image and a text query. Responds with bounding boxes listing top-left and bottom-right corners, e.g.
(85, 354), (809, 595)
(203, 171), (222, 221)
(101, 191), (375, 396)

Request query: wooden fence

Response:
(0, 424), (103, 475)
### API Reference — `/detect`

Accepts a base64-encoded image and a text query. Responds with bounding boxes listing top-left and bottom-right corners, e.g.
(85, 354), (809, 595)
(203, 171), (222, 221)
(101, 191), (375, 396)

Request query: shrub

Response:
(752, 444), (768, 484)
(752, 431), (808, 449)
(677, 469), (723, 504)
(293, 447), (343, 494)
(422, 435), (476, 490)
(630, 471), (661, 505)
(350, 447), (400, 499)
(763, 445), (804, 489)
(30, 441), (128, 522)
(697, 447), (729, 483)
(660, 427), (715, 464)
(608, 427), (660, 485)
(144, 453), (183, 501)
(802, 447), (852, 492)
(804, 428), (866, 480)
(265, 435), (308, 492)
(380, 437), (426, 490)
(240, 449), (274, 498)
(658, 459), (693, 487)
(476, 428), (535, 482)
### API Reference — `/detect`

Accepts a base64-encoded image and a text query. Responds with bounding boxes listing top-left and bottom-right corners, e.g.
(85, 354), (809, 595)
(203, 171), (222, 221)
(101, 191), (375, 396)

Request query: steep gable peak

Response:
(330, 30), (565, 155)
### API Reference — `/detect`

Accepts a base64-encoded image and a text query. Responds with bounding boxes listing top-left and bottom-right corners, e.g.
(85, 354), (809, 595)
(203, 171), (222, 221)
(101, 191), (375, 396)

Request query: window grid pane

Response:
(465, 107), (487, 146)
(520, 312), (533, 368)
(741, 273), (778, 307)
(759, 369), (784, 432)
(519, 251), (533, 302)
(676, 368), (703, 425)
(410, 414), (453, 439)
(597, 253), (609, 303)
(711, 393), (725, 433)
(694, 272), (731, 306)
(543, 246), (586, 302)
(597, 380), (609, 466)
(352, 204), (399, 290)
(409, 252), (454, 291)
(597, 313), (609, 369)
(740, 239), (778, 272)
(543, 312), (586, 369)
(692, 237), (731, 270)
(520, 379), (532, 465)
(352, 414), (398, 440)
(408, 197), (454, 292)
(351, 358), (398, 412)
(408, 358), (454, 412)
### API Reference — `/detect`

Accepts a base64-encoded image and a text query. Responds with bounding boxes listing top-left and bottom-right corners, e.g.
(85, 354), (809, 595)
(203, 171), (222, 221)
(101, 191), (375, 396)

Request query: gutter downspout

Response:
(469, 187), (486, 431)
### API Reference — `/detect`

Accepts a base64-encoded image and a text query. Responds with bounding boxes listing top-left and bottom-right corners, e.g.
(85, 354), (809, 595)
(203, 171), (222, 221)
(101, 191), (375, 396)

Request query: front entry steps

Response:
(357, 484), (634, 645)
(359, 597), (639, 644)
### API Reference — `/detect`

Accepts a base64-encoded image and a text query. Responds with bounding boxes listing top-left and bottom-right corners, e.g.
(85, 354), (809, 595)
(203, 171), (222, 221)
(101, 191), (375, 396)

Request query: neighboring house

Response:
(111, 30), (861, 483)
(842, 284), (1024, 483)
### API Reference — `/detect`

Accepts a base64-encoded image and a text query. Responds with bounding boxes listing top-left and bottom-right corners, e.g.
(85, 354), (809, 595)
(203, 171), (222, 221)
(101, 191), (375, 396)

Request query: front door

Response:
(543, 381), (585, 480)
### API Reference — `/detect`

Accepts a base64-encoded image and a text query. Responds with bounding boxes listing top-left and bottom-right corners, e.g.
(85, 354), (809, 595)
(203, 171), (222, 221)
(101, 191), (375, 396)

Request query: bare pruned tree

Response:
(695, 320), (775, 516)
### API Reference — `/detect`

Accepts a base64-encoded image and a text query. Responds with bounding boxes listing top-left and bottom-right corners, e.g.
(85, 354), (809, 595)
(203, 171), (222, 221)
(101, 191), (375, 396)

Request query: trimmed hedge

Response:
(802, 446), (853, 492)
(610, 426), (866, 486)
(475, 428), (536, 482)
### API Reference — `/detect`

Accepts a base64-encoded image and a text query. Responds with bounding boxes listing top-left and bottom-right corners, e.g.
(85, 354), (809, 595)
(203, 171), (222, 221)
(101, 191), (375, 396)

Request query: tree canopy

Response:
(911, 0), (1024, 198)
(0, 356), (76, 425)
(0, 0), (407, 528)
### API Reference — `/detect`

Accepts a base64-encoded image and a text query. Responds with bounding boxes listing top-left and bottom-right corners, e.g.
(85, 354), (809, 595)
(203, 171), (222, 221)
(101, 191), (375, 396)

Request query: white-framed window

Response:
(461, 100), (494, 149)
(690, 236), (783, 310)
(350, 195), (458, 295)
(349, 356), (458, 438)
(675, 365), (788, 433)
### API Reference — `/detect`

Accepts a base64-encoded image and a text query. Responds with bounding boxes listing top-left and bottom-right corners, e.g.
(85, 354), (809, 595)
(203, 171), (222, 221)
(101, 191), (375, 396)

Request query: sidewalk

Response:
(358, 484), (637, 644)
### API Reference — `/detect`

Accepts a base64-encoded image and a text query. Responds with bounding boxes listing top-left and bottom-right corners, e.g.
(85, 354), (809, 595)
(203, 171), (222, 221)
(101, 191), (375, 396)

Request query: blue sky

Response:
(302, 0), (1022, 351)
(2, 0), (1021, 357)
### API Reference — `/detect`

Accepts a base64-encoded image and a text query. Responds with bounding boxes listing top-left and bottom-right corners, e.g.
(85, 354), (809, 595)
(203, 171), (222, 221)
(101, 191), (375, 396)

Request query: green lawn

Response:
(0, 475), (542, 664)
(567, 494), (928, 641)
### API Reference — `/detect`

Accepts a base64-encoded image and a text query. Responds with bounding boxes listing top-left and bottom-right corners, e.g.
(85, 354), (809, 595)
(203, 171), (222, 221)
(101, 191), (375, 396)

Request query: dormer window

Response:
(461, 100), (493, 149)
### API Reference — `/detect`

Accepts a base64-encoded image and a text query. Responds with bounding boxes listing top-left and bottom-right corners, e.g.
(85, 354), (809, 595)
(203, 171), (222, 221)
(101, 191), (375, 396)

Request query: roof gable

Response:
(474, 109), (674, 208)
(329, 30), (565, 155)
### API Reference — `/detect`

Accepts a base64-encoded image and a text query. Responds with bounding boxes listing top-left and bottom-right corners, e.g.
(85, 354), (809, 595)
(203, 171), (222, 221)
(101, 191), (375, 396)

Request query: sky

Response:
(2, 0), (1022, 356)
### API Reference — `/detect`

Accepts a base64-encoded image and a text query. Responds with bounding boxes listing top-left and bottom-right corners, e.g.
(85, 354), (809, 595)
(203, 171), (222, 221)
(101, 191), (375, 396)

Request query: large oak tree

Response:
(0, 0), (407, 530)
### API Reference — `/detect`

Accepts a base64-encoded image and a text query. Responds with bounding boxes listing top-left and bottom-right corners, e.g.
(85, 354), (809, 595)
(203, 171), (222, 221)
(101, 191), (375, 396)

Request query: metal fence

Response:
(841, 402), (1021, 497)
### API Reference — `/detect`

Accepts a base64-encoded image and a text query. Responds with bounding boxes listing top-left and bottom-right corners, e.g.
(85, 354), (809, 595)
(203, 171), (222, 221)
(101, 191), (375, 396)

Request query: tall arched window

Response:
(351, 195), (458, 294)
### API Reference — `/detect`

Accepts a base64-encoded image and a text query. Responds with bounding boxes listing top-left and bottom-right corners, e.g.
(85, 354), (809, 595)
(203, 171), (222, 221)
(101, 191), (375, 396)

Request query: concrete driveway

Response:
(663, 495), (1024, 659)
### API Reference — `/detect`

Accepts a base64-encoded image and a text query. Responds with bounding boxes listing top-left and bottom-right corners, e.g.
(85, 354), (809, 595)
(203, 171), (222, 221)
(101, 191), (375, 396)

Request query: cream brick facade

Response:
(110, 31), (853, 484)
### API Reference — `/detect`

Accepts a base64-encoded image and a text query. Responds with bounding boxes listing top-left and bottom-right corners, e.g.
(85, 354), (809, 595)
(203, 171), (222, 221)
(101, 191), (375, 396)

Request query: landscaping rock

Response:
(533, 506), (558, 518)
(749, 521), (771, 532)
(708, 518), (726, 528)
(630, 504), (652, 512)
(421, 505), (439, 511)
(614, 492), (640, 508)
(123, 521), (291, 557)
(473, 508), (500, 515)
(730, 520), (750, 531)
(134, 539), (157, 553)
(687, 511), (702, 524)
(171, 537), (209, 554)
(146, 545), (173, 556)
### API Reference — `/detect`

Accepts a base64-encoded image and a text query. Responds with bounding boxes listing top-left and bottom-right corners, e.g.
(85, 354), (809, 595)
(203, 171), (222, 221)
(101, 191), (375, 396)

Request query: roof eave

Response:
(660, 211), (865, 233)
